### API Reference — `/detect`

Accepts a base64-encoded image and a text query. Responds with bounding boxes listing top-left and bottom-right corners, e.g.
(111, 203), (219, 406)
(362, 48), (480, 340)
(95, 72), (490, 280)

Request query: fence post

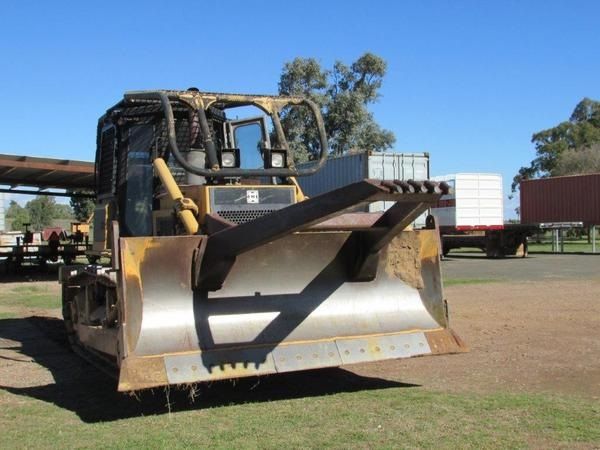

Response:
(559, 229), (565, 253)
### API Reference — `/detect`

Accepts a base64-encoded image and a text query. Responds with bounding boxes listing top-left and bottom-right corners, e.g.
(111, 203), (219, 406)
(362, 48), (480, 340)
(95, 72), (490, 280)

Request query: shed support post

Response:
(593, 225), (597, 254)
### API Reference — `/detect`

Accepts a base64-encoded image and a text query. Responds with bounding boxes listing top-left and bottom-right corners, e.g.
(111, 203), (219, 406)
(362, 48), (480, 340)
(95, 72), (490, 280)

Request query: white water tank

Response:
(431, 173), (504, 229)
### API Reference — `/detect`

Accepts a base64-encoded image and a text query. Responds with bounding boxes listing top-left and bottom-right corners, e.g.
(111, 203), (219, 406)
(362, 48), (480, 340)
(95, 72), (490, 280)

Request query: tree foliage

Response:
(5, 196), (74, 231)
(69, 191), (95, 222)
(553, 143), (600, 176)
(26, 196), (60, 230)
(6, 200), (30, 231)
(278, 53), (395, 162)
(54, 203), (74, 219)
(512, 98), (600, 191)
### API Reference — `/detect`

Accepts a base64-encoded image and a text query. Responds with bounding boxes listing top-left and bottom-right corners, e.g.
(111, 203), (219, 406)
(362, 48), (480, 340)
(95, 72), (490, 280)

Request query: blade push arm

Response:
(194, 179), (450, 291)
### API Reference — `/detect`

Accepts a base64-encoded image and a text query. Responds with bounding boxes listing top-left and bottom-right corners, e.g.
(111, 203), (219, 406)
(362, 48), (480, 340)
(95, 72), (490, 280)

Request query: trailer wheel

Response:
(87, 255), (99, 264)
(485, 247), (504, 258)
(485, 234), (504, 258)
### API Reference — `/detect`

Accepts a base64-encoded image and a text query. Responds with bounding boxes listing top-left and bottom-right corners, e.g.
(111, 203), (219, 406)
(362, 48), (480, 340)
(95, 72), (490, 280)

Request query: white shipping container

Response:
(297, 152), (430, 226)
(431, 173), (503, 229)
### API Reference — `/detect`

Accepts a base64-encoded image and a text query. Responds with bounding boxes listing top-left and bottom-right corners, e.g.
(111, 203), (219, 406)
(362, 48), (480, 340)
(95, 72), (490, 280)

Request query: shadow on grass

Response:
(0, 316), (417, 423)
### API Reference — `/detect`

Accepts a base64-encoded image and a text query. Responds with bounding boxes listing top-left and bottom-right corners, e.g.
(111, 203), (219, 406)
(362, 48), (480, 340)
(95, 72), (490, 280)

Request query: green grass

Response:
(446, 248), (486, 254)
(447, 238), (600, 255)
(0, 387), (598, 448)
(0, 284), (61, 309)
(0, 263), (597, 448)
(444, 278), (501, 286)
(528, 241), (598, 253)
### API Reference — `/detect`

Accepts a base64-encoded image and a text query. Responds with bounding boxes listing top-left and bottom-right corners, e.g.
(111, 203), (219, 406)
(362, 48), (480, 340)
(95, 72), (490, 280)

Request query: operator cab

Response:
(92, 90), (326, 248)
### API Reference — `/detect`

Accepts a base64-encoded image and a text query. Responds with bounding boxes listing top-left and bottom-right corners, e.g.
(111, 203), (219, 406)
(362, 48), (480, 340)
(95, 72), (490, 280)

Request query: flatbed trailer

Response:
(440, 224), (538, 257)
(0, 242), (92, 270)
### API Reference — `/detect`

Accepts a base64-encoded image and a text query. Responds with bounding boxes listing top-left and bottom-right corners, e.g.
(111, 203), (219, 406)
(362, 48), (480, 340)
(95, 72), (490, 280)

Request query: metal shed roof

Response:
(0, 153), (94, 195)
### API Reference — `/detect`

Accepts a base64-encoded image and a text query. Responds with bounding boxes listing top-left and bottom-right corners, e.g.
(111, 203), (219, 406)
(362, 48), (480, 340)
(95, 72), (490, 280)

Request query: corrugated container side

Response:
(366, 153), (429, 213)
(297, 153), (367, 198)
(297, 152), (430, 226)
(298, 152), (429, 198)
(520, 173), (600, 225)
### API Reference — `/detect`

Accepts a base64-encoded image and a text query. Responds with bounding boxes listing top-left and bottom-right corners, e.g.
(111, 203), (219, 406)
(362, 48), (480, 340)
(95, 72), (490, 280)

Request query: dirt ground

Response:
(0, 255), (599, 413)
(354, 279), (600, 399)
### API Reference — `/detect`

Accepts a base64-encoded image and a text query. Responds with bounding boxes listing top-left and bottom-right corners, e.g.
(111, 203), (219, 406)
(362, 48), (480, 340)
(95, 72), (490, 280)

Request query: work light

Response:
(271, 152), (284, 168)
(220, 150), (239, 168)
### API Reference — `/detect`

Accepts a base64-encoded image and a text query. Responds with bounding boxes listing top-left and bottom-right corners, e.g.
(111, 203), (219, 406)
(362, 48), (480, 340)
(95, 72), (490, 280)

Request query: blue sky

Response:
(1, 1), (599, 216)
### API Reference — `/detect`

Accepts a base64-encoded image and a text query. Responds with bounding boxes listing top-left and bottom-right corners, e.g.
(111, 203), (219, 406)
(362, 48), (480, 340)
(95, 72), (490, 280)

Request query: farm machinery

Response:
(59, 89), (466, 391)
(1, 223), (91, 271)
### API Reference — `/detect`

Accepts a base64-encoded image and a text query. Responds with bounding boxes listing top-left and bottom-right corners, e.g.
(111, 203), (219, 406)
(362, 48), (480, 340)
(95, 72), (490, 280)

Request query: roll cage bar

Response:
(120, 90), (329, 178)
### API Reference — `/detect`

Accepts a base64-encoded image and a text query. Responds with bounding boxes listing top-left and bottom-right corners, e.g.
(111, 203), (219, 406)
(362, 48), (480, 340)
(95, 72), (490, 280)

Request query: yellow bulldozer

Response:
(59, 89), (466, 391)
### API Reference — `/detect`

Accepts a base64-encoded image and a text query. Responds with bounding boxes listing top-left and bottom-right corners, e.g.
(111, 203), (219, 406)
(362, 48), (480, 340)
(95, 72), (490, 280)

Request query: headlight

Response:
(271, 152), (284, 168)
(221, 151), (237, 168)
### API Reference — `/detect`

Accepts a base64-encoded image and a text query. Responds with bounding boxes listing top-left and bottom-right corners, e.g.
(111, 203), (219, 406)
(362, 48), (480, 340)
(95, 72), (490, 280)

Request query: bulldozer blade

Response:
(117, 227), (466, 391)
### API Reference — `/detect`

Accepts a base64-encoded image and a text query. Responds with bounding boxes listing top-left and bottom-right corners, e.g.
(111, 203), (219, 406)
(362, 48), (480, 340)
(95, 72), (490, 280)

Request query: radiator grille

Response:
(216, 209), (276, 224)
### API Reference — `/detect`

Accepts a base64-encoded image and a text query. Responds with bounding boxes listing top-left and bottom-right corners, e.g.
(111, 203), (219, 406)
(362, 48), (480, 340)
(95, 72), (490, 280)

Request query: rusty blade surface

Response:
(309, 212), (384, 230)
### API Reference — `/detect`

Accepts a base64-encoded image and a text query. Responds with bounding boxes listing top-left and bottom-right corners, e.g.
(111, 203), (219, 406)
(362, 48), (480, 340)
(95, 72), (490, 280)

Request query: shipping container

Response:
(297, 152), (429, 225)
(520, 173), (600, 225)
(431, 173), (504, 229)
